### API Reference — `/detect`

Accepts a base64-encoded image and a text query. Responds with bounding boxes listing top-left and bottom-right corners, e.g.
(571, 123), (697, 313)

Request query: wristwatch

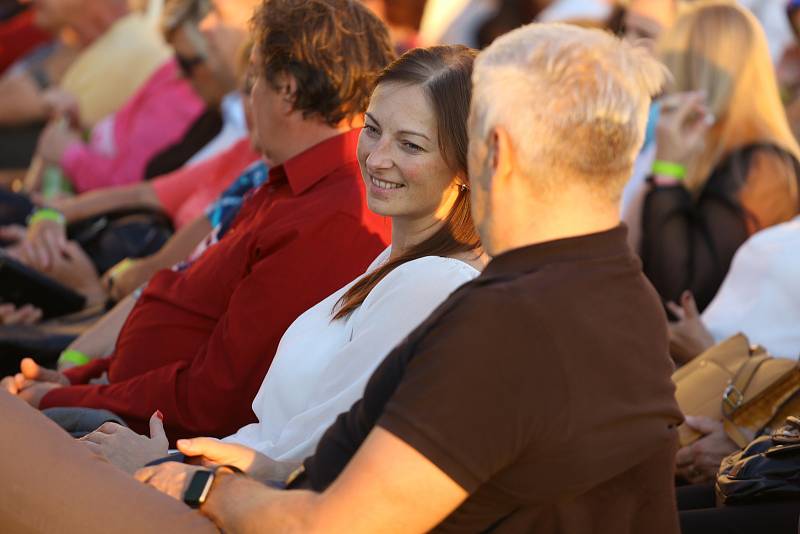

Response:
(183, 465), (243, 509)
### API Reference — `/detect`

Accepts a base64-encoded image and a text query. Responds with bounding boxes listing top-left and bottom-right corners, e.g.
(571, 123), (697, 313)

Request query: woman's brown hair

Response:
(333, 45), (481, 320)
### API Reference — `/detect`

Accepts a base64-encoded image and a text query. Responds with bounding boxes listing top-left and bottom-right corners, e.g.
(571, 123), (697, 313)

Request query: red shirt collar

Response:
(268, 129), (361, 196)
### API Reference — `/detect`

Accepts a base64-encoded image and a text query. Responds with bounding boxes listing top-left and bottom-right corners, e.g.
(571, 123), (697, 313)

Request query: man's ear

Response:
(279, 72), (298, 112)
(490, 126), (515, 188)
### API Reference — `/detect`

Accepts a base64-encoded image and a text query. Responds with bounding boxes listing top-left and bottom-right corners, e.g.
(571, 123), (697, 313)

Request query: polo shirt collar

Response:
(482, 224), (631, 278)
(268, 129), (361, 196)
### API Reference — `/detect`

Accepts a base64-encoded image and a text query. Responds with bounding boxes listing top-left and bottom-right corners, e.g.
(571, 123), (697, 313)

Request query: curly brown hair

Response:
(252, 0), (396, 126)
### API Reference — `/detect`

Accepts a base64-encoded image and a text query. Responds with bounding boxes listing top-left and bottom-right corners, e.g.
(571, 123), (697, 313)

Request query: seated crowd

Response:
(0, 0), (799, 532)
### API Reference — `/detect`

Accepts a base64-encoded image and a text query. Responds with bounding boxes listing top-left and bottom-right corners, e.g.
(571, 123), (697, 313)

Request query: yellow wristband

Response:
(652, 160), (687, 180)
(58, 349), (90, 367)
(28, 208), (65, 226)
(108, 258), (134, 280)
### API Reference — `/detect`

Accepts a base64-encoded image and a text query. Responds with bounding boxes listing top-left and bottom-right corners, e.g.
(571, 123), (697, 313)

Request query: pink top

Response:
(61, 58), (205, 193)
(152, 137), (260, 229)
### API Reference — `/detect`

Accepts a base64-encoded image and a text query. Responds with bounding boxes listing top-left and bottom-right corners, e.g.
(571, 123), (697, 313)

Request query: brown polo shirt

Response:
(305, 225), (683, 533)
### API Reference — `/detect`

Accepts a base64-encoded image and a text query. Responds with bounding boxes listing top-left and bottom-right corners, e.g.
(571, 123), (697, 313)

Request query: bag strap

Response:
(721, 354), (770, 417)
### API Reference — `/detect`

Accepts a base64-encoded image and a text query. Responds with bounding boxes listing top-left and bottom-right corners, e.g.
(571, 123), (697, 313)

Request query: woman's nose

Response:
(365, 137), (393, 172)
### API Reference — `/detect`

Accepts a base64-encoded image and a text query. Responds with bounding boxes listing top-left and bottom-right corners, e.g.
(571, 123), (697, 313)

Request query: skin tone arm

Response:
(138, 426), (469, 533)
(50, 182), (163, 224)
(0, 72), (50, 125)
(103, 215), (213, 302)
(0, 294), (137, 403)
(64, 293), (137, 363)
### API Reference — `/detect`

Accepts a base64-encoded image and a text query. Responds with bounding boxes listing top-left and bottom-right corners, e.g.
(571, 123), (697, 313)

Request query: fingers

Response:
(134, 465), (157, 484)
(684, 415), (723, 435)
(135, 462), (197, 501)
(177, 436), (225, 459)
(675, 445), (693, 468)
(149, 410), (168, 446)
(0, 304), (42, 326)
(0, 225), (27, 243)
(20, 357), (68, 385)
(681, 291), (700, 319)
(1, 375), (18, 395)
(665, 301), (685, 320)
(81, 439), (104, 457)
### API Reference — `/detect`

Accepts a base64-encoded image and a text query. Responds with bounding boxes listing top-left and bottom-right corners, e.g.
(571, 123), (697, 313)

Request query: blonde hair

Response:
(472, 23), (667, 200)
(658, 0), (800, 193)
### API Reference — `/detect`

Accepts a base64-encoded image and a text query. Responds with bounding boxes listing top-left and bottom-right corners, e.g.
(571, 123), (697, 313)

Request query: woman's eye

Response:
(363, 124), (379, 136)
(402, 141), (423, 152)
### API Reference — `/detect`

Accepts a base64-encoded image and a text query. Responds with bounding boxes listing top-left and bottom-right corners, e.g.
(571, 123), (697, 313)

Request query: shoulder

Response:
(360, 256), (481, 311)
(380, 256), (480, 290)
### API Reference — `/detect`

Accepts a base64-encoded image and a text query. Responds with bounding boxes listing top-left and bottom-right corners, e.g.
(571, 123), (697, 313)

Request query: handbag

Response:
(67, 208), (173, 275)
(672, 333), (800, 447)
(716, 415), (800, 504)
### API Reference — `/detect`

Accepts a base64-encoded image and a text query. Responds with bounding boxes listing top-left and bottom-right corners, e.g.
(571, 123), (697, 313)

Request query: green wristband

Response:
(652, 160), (687, 180)
(58, 349), (90, 367)
(28, 208), (65, 226)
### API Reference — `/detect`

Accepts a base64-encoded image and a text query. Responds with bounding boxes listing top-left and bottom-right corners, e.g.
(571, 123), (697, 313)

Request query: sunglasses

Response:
(176, 52), (206, 77)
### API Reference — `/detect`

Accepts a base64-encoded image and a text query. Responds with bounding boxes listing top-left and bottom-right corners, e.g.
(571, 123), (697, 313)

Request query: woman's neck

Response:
(388, 215), (443, 261)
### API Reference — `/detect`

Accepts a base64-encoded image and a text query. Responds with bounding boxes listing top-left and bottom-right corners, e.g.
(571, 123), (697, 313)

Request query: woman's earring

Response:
(459, 183), (469, 192)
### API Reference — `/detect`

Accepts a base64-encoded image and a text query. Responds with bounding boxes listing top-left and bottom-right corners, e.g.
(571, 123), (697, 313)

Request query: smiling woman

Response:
(334, 45), (482, 319)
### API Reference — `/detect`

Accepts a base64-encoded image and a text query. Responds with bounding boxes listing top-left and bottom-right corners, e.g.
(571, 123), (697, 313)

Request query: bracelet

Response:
(28, 208), (65, 226)
(57, 349), (90, 367)
(651, 160), (687, 180)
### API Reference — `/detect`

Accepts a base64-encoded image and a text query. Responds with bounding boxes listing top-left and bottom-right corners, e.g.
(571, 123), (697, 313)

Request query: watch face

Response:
(184, 470), (215, 508)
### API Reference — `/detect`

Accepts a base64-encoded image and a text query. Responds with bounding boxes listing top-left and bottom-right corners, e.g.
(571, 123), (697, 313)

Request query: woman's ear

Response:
(454, 172), (470, 191)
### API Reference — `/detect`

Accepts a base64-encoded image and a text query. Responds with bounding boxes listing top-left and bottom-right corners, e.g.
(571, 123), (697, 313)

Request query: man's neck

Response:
(271, 120), (353, 167)
(487, 186), (621, 256)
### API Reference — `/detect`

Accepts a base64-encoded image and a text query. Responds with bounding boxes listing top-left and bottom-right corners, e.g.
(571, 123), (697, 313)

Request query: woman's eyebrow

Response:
(365, 112), (380, 126)
(398, 129), (430, 141)
(365, 112), (430, 141)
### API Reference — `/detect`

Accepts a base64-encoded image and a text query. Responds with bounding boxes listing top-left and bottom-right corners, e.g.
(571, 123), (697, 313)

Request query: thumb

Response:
(684, 415), (722, 435)
(20, 358), (60, 382)
(149, 410), (168, 446)
(681, 291), (700, 319)
(177, 437), (227, 461)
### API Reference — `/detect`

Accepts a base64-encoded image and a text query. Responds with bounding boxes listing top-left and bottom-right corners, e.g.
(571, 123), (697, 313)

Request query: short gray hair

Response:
(472, 23), (667, 197)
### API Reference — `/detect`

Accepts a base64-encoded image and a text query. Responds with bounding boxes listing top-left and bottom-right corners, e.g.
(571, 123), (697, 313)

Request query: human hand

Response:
(655, 91), (714, 167)
(177, 437), (276, 481)
(42, 88), (80, 128)
(6, 358), (67, 408)
(20, 240), (105, 306)
(676, 416), (740, 484)
(37, 119), (82, 165)
(22, 219), (67, 271)
(13, 357), (70, 388)
(135, 461), (210, 501)
(102, 258), (149, 302)
(667, 291), (715, 365)
(0, 224), (27, 245)
(0, 303), (43, 325)
(80, 411), (169, 475)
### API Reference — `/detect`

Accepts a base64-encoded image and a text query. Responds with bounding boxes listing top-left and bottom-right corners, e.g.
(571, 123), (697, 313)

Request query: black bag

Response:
(716, 416), (800, 504)
(68, 209), (173, 275)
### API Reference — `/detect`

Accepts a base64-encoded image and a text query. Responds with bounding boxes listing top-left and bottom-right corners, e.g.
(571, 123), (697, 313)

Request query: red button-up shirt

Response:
(41, 130), (391, 441)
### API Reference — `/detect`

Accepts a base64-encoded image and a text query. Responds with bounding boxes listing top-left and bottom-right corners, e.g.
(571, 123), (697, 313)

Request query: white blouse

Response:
(702, 216), (800, 359)
(223, 247), (479, 461)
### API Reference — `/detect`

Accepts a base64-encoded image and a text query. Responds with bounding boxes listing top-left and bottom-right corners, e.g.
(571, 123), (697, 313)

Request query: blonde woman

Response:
(641, 0), (800, 311)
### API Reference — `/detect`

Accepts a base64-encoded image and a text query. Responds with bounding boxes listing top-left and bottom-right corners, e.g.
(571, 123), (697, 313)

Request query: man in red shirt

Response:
(1, 0), (395, 441)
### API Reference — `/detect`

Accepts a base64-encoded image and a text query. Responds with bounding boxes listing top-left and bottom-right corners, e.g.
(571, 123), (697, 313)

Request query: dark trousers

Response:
(678, 483), (800, 533)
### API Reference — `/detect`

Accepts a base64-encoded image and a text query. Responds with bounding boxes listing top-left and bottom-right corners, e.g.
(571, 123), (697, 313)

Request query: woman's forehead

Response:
(368, 83), (436, 133)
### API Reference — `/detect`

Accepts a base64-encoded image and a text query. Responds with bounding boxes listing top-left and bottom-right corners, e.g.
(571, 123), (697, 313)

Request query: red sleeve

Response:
(61, 357), (111, 385)
(40, 214), (386, 442)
